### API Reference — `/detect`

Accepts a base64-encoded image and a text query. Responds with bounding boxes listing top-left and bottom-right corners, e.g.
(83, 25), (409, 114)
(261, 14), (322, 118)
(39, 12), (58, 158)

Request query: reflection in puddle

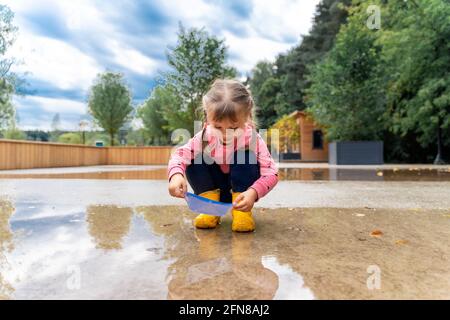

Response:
(262, 256), (314, 300)
(186, 257), (231, 285)
(0, 169), (167, 180)
(137, 206), (281, 299)
(1, 200), (449, 299)
(1, 167), (450, 181)
(277, 167), (450, 181)
(0, 199), (15, 299)
(86, 205), (133, 250)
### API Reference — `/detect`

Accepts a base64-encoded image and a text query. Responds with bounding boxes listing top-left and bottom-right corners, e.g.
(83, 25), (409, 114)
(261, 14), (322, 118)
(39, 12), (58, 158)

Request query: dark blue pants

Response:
(186, 150), (260, 203)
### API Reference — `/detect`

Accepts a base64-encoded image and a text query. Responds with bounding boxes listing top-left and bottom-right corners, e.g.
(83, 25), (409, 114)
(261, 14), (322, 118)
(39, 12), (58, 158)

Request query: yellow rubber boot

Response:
(193, 189), (221, 229)
(231, 192), (255, 232)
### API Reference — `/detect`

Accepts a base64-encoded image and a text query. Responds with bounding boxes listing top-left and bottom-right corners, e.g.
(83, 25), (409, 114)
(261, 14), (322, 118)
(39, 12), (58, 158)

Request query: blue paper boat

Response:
(185, 192), (232, 216)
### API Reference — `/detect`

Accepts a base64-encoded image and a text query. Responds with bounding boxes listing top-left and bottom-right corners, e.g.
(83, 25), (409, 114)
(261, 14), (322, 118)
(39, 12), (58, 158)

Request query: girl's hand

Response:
(233, 188), (258, 212)
(168, 173), (187, 198)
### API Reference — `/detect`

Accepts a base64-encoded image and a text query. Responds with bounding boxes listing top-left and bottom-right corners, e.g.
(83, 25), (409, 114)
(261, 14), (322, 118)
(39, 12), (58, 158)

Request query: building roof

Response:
(288, 110), (307, 118)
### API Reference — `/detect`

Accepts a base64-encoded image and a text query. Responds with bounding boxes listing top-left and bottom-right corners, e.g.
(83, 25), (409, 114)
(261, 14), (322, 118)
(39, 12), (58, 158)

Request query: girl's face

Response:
(207, 115), (246, 145)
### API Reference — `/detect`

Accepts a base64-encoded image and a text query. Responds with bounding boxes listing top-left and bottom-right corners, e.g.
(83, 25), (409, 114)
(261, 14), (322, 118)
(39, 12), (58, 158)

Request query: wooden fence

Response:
(0, 139), (173, 170)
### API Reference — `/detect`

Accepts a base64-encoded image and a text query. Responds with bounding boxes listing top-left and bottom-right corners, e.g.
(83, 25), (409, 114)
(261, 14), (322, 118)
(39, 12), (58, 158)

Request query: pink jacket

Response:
(167, 123), (278, 199)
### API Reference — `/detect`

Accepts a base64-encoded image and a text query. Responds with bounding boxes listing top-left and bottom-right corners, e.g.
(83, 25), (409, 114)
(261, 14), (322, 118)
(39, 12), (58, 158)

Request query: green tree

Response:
(276, 0), (351, 112)
(248, 0), (351, 127)
(162, 24), (236, 134)
(380, 0), (450, 163)
(2, 113), (26, 140)
(306, 3), (386, 141)
(0, 4), (19, 130)
(271, 114), (300, 153)
(3, 126), (26, 140)
(50, 112), (61, 141)
(125, 129), (146, 146)
(0, 78), (13, 130)
(255, 77), (281, 129)
(58, 132), (82, 144)
(137, 85), (174, 145)
(247, 61), (278, 128)
(88, 72), (133, 146)
(85, 131), (111, 146)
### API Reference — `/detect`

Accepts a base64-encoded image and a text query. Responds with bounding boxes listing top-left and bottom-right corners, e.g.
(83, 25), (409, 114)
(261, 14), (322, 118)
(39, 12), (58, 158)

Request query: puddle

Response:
(0, 169), (168, 180)
(1, 200), (450, 299)
(277, 167), (450, 181)
(262, 256), (314, 300)
(1, 167), (450, 181)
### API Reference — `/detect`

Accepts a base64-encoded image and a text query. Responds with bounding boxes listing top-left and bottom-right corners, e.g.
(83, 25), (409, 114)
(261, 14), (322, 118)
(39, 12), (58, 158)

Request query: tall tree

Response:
(138, 85), (175, 145)
(51, 113), (61, 131)
(380, 0), (450, 163)
(276, 0), (352, 113)
(0, 4), (19, 130)
(162, 23), (236, 134)
(256, 77), (282, 129)
(49, 112), (62, 141)
(306, 2), (386, 141)
(88, 72), (133, 146)
(248, 0), (351, 128)
(247, 61), (279, 129)
(0, 78), (13, 130)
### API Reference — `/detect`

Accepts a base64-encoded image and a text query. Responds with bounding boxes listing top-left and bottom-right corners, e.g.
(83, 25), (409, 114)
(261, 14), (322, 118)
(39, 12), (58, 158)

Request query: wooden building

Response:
(290, 110), (328, 162)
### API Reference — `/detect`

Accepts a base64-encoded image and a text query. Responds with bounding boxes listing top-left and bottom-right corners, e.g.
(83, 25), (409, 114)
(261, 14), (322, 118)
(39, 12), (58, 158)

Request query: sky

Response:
(4, 0), (321, 131)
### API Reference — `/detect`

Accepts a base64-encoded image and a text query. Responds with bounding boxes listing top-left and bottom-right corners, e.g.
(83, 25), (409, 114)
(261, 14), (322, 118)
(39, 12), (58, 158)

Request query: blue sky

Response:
(5, 0), (320, 130)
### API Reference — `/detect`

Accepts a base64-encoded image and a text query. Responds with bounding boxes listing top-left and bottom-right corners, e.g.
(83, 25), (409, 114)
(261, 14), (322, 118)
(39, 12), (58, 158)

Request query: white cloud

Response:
(250, 0), (321, 42)
(14, 95), (86, 130)
(157, 0), (217, 28)
(9, 35), (102, 91)
(107, 40), (158, 76)
(155, 0), (322, 75)
(222, 31), (293, 73)
(16, 95), (86, 114)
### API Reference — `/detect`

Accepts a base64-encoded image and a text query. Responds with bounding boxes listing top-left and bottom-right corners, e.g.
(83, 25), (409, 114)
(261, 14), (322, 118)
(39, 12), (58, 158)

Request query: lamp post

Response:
(79, 120), (89, 145)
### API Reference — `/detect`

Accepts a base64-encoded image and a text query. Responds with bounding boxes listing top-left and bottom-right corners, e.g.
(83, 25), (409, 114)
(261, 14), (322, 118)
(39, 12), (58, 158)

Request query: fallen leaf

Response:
(355, 213), (365, 217)
(370, 229), (383, 237)
(395, 240), (409, 245)
(161, 223), (173, 227)
(376, 171), (383, 177)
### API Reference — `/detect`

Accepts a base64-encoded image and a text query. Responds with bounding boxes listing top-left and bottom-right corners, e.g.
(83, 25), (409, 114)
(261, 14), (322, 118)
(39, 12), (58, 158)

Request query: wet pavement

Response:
(1, 202), (449, 299)
(1, 165), (450, 182)
(1, 164), (450, 299)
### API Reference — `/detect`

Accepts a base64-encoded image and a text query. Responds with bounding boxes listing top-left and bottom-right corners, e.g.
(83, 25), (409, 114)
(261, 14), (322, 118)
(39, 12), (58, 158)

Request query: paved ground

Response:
(1, 164), (449, 299)
(1, 179), (449, 209)
(1, 163), (449, 174)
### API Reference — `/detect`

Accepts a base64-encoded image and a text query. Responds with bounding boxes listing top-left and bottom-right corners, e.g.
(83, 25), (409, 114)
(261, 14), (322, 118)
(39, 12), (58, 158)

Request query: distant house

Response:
(290, 110), (328, 162)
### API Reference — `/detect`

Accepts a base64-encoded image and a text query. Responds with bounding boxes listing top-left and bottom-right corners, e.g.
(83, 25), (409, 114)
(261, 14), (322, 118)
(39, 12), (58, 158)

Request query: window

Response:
(312, 130), (323, 149)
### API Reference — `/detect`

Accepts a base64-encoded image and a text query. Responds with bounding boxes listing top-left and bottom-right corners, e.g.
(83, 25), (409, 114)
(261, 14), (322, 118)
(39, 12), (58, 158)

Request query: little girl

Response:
(167, 79), (278, 232)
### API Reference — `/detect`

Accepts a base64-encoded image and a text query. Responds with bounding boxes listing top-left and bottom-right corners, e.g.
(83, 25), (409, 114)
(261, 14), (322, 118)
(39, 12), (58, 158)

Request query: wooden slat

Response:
(0, 139), (172, 170)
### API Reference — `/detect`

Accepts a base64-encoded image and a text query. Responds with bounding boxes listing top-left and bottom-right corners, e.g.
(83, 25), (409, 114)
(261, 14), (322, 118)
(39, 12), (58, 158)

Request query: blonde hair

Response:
(202, 79), (256, 127)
